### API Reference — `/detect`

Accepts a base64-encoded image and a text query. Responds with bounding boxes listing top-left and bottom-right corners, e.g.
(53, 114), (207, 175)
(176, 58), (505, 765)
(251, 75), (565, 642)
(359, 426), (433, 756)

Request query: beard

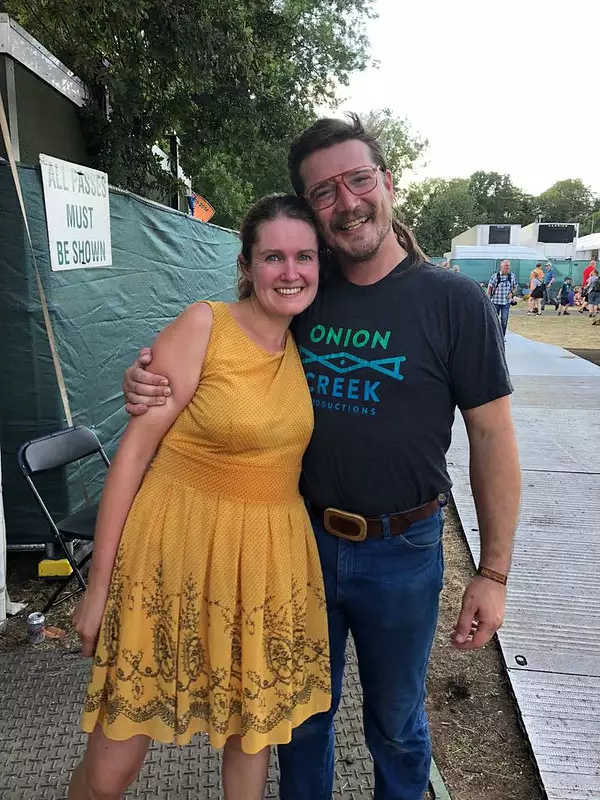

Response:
(327, 205), (393, 263)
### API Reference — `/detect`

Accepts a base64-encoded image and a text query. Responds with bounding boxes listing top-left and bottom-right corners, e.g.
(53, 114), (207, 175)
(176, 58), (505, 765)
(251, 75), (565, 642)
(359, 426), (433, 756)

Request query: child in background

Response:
(556, 276), (573, 316)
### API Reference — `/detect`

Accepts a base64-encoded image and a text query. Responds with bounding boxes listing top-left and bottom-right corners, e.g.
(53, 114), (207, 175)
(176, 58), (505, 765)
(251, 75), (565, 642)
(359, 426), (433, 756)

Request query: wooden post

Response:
(169, 134), (179, 211)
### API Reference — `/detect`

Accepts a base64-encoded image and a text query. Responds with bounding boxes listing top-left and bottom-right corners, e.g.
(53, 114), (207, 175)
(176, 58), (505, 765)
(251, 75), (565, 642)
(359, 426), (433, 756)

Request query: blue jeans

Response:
(278, 508), (444, 800)
(493, 302), (510, 336)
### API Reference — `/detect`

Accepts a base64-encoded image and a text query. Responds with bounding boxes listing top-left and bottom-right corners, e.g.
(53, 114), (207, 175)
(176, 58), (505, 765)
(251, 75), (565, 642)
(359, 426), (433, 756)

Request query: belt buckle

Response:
(323, 507), (368, 542)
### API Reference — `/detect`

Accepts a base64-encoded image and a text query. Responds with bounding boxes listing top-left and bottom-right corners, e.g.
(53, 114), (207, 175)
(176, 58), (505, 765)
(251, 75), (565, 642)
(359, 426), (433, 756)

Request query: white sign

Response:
(40, 154), (112, 271)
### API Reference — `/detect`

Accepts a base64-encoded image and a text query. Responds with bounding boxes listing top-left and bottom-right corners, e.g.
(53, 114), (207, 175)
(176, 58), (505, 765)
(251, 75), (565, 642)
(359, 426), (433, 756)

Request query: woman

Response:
(69, 195), (331, 800)
(585, 268), (600, 323)
(528, 267), (544, 314)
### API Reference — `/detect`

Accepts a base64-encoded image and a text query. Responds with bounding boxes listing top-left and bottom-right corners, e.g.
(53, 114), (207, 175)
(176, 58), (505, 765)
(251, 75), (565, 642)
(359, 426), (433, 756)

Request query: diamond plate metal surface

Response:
(0, 641), (380, 799)
(450, 332), (600, 799)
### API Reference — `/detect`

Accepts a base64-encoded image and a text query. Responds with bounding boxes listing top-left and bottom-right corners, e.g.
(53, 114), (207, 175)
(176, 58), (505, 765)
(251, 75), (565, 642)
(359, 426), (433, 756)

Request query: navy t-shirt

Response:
(291, 259), (513, 516)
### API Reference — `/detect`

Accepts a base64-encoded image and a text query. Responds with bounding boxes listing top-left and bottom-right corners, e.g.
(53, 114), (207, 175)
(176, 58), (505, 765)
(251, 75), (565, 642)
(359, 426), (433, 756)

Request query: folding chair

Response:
(17, 426), (110, 613)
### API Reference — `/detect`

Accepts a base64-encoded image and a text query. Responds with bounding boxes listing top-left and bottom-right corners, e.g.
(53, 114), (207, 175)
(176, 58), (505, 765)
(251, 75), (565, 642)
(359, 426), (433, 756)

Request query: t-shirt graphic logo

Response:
(299, 324), (407, 418)
(299, 347), (406, 381)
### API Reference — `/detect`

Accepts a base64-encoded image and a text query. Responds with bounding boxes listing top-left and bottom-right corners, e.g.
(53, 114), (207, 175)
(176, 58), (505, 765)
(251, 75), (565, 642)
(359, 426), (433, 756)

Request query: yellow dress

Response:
(81, 301), (331, 753)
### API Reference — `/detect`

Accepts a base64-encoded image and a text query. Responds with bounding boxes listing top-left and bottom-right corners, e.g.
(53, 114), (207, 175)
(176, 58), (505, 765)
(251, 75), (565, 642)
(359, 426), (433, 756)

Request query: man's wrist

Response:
(477, 565), (508, 586)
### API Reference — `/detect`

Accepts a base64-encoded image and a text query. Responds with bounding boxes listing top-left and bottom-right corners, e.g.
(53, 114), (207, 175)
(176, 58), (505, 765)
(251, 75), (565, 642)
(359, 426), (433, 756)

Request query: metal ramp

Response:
(448, 332), (600, 799)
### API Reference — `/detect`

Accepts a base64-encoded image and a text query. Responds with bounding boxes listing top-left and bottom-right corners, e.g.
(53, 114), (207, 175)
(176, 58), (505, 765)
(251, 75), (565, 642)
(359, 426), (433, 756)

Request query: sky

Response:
(329, 0), (600, 196)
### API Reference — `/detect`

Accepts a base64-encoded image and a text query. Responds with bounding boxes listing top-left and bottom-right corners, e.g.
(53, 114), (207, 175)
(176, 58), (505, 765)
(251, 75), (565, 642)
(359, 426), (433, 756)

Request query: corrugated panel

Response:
(510, 671), (600, 800)
(510, 376), (600, 409)
(450, 467), (600, 677)
(450, 332), (600, 799)
(448, 408), (599, 473)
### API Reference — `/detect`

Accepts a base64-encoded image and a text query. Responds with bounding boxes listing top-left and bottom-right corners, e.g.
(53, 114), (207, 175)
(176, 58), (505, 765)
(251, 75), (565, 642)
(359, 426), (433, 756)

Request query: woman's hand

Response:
(72, 590), (108, 657)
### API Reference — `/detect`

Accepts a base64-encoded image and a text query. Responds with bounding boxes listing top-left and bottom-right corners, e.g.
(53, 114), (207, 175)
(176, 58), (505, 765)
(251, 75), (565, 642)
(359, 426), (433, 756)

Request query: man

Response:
(124, 114), (521, 800)
(487, 259), (518, 336)
(541, 262), (557, 311)
(579, 259), (597, 313)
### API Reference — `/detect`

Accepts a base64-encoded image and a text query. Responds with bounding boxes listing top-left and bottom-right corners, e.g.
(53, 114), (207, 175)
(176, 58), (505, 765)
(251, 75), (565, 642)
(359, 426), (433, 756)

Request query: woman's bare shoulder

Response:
(150, 302), (215, 376)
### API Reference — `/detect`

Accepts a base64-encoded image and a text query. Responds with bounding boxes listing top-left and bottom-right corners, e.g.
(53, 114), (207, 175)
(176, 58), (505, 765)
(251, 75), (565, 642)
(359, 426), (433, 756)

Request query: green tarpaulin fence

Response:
(430, 256), (591, 288)
(0, 161), (239, 546)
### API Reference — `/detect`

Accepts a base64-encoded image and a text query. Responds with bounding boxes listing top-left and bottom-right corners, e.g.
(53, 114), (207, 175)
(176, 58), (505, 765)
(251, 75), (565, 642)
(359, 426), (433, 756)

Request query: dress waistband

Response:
(145, 446), (302, 504)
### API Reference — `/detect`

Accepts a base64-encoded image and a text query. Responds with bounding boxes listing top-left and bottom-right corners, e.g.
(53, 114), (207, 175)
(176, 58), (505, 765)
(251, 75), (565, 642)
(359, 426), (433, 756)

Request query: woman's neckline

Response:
(223, 302), (289, 356)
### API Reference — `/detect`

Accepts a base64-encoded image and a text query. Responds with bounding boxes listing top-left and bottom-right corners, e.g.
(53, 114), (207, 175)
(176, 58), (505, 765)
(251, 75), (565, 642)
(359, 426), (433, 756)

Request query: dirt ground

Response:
(0, 553), (81, 652)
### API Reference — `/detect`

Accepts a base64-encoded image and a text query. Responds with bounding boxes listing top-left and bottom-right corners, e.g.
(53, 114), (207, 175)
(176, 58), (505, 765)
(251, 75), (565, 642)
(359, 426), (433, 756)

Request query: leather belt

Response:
(312, 499), (441, 542)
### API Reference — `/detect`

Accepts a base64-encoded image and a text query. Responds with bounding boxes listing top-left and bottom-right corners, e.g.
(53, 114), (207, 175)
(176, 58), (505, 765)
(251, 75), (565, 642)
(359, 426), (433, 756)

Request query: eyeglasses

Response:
(304, 165), (383, 210)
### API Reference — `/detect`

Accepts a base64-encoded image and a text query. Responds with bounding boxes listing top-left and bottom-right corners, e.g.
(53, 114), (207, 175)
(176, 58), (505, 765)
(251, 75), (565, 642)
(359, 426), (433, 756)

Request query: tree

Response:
(537, 179), (596, 223)
(363, 109), (428, 183)
(398, 168), (600, 255)
(580, 209), (600, 237)
(468, 171), (534, 225)
(5, 0), (377, 228)
(399, 178), (475, 257)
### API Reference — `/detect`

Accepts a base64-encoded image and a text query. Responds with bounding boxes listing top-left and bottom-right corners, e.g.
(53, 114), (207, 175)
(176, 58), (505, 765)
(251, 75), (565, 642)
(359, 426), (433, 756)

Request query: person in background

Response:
(579, 260), (597, 314)
(542, 263), (557, 311)
(451, 263), (460, 272)
(556, 276), (573, 316)
(440, 259), (450, 270)
(487, 259), (518, 336)
(528, 265), (545, 314)
(585, 268), (600, 323)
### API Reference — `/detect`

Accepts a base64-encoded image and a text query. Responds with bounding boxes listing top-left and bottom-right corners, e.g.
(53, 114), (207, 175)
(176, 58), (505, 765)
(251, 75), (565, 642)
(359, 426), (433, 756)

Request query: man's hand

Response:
(122, 347), (171, 415)
(451, 576), (506, 650)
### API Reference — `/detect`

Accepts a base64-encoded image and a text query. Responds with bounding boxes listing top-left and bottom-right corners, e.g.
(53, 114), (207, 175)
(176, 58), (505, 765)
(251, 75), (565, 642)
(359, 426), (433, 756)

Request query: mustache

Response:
(333, 211), (372, 230)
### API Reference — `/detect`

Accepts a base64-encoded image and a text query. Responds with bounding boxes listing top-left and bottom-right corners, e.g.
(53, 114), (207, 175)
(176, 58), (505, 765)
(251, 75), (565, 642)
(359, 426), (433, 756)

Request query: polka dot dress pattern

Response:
(81, 302), (331, 753)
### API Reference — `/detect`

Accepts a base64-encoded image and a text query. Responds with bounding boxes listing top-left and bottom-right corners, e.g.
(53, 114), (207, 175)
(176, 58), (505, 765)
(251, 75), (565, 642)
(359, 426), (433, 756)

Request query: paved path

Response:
(449, 332), (600, 800)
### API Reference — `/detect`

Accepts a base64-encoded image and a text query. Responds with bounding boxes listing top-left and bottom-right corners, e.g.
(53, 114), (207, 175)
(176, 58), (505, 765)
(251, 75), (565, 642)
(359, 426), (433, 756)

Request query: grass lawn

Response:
(508, 299), (600, 351)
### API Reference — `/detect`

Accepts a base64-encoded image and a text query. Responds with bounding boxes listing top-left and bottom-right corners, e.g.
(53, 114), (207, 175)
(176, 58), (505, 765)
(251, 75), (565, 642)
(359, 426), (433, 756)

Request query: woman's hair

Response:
(237, 194), (318, 299)
(287, 113), (426, 264)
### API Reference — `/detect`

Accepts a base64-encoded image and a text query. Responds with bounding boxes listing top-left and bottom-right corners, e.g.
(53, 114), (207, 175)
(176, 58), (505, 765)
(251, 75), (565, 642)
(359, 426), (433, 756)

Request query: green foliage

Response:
(537, 179), (596, 224)
(363, 109), (428, 182)
(5, 0), (376, 228)
(399, 178), (475, 258)
(580, 209), (600, 237)
(468, 171), (534, 225)
(399, 171), (599, 256)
